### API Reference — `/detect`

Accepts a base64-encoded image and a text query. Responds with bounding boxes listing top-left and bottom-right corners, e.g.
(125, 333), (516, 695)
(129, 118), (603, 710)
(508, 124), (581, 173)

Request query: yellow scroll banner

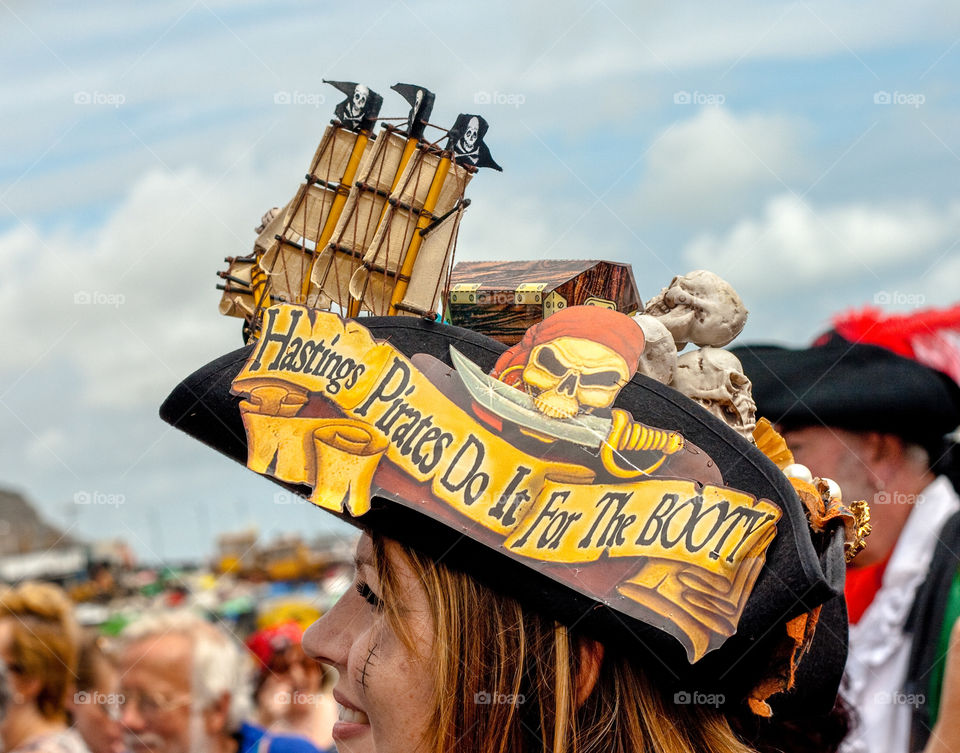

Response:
(232, 305), (782, 662)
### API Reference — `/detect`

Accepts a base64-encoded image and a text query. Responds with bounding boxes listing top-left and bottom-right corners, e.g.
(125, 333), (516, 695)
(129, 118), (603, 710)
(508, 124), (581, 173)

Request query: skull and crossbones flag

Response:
(391, 83), (435, 140)
(446, 113), (502, 171)
(324, 80), (383, 133)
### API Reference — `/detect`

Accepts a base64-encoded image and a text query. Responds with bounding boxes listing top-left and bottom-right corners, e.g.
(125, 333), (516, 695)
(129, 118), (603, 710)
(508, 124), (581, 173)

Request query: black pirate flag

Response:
(323, 80), (383, 133)
(445, 114), (502, 171)
(391, 83), (435, 140)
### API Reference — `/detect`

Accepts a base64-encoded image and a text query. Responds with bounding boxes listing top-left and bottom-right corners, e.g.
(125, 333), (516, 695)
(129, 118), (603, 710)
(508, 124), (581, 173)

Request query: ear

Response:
(12, 671), (42, 704)
(866, 432), (909, 475)
(203, 691), (232, 735)
(575, 638), (605, 707)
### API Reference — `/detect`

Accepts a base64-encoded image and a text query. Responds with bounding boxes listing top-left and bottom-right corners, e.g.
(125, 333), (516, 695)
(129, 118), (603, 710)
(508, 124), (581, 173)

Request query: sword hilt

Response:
(601, 409), (684, 478)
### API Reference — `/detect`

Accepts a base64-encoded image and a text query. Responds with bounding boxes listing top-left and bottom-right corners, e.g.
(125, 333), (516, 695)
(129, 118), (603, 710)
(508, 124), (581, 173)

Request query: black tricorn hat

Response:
(730, 339), (960, 453)
(161, 306), (851, 716)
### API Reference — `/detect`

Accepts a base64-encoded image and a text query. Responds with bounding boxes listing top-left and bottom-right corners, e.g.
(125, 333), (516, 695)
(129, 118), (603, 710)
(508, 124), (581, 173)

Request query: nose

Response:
(302, 596), (351, 673)
(557, 372), (579, 396)
(120, 698), (145, 732)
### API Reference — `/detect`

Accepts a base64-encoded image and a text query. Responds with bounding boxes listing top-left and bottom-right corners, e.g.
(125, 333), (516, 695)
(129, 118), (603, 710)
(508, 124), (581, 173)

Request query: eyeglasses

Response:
(117, 688), (191, 718)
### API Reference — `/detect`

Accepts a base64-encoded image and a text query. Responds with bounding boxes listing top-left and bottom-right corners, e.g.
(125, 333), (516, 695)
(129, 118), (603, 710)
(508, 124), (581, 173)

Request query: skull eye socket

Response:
(579, 371), (624, 388)
(535, 347), (568, 377)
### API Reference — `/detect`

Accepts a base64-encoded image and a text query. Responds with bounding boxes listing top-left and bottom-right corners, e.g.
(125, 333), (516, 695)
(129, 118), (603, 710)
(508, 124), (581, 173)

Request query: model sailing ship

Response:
(217, 80), (501, 339)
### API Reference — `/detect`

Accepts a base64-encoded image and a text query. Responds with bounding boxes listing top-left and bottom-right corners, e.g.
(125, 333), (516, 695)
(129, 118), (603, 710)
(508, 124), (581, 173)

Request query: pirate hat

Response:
(730, 339), (960, 455)
(161, 301), (859, 717)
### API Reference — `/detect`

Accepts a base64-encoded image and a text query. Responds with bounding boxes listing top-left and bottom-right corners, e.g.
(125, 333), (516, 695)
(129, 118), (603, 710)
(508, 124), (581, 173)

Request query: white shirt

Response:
(841, 475), (960, 753)
(9, 729), (91, 753)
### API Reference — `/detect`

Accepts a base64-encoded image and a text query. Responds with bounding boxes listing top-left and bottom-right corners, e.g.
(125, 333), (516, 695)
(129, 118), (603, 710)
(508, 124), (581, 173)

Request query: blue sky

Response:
(1, 0), (958, 563)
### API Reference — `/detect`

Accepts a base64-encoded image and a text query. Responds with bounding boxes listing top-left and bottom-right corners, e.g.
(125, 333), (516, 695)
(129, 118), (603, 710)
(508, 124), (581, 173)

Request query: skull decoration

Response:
(521, 337), (632, 419)
(352, 85), (369, 114)
(462, 116), (480, 152)
(644, 270), (747, 350)
(632, 314), (677, 385)
(672, 347), (757, 441)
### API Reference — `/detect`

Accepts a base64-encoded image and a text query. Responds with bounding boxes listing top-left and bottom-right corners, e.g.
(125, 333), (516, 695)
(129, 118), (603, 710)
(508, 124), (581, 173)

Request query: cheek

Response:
(157, 708), (193, 740)
(351, 624), (436, 748)
(70, 707), (96, 734)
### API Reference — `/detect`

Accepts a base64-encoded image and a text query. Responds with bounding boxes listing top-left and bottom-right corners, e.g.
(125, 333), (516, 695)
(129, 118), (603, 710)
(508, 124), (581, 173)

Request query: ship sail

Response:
(393, 200), (469, 318)
(215, 82), (500, 339)
(217, 255), (255, 318)
(311, 83), (436, 313)
(218, 203), (288, 318)
(259, 81), (384, 309)
(309, 127), (409, 309)
(347, 113), (499, 318)
(347, 148), (472, 316)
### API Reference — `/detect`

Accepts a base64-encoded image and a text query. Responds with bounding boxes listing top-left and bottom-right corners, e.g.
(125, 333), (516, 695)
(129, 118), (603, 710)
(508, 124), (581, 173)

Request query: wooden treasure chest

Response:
(447, 260), (641, 345)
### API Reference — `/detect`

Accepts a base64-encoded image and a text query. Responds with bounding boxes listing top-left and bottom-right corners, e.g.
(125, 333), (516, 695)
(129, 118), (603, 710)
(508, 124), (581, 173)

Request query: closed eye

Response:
(355, 580), (384, 611)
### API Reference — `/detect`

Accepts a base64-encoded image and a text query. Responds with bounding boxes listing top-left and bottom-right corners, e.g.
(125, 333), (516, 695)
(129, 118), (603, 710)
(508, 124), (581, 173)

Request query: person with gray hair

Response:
(117, 610), (320, 753)
(733, 336), (960, 753)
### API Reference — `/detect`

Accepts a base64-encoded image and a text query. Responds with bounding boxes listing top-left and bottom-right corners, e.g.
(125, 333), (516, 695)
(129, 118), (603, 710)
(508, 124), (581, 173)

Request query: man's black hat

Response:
(731, 339), (960, 451)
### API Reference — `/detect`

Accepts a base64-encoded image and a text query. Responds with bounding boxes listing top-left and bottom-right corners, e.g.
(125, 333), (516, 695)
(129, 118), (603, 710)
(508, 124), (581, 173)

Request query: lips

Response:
(333, 690), (370, 740)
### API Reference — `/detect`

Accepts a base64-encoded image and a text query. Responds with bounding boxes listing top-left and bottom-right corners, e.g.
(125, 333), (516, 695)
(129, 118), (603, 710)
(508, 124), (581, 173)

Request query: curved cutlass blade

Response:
(449, 346), (609, 448)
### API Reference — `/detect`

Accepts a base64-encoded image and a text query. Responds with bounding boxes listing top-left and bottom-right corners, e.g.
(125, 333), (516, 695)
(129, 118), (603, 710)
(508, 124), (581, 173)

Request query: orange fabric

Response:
(492, 306), (645, 386)
(747, 606), (822, 717)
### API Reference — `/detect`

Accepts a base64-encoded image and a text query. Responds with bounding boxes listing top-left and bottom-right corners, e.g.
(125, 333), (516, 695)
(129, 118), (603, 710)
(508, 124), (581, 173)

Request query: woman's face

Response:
(68, 660), (126, 753)
(302, 534), (436, 753)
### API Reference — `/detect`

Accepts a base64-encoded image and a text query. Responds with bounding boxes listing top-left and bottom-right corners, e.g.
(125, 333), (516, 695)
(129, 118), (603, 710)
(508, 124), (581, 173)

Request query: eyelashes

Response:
(355, 579), (384, 611)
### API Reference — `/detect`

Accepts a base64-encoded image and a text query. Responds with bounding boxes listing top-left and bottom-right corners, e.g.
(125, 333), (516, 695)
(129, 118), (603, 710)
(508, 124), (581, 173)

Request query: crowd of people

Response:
(0, 582), (337, 753)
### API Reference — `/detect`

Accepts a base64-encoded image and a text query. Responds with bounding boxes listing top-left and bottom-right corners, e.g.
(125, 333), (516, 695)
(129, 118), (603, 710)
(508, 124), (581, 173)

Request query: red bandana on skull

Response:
(492, 305), (646, 395)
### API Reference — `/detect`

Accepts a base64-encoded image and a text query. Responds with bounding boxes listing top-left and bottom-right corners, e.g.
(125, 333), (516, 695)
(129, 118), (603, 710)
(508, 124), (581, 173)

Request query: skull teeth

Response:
(533, 392), (579, 419)
(645, 293), (673, 315)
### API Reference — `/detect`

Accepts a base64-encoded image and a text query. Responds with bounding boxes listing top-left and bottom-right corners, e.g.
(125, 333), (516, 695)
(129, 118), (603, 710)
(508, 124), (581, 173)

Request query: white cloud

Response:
(520, 0), (957, 90)
(0, 166), (267, 409)
(682, 193), (960, 289)
(636, 108), (808, 222)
